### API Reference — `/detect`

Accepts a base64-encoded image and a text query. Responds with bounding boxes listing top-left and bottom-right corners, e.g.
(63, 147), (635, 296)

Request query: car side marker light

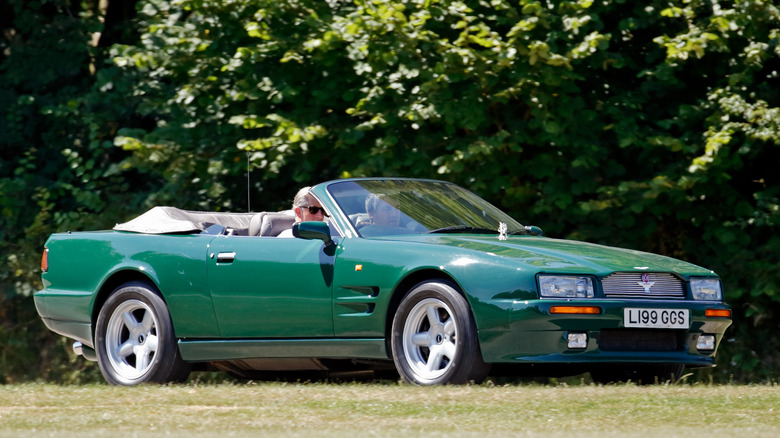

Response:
(550, 306), (601, 314)
(705, 309), (731, 318)
(41, 248), (48, 273)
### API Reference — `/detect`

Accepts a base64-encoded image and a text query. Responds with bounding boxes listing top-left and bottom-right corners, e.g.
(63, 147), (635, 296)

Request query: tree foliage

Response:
(1, 0), (778, 382)
(0, 0), (144, 382)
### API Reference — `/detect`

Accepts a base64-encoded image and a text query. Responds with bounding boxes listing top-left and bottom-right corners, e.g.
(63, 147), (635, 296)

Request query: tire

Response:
(590, 363), (684, 385)
(95, 282), (192, 385)
(391, 280), (490, 385)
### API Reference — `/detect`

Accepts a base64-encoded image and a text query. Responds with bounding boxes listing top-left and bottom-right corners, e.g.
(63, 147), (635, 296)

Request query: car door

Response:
(206, 235), (336, 338)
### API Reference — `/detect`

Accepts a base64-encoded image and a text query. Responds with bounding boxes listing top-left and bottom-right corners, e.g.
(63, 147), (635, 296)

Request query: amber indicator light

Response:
(41, 248), (48, 272)
(705, 309), (731, 318)
(550, 306), (601, 315)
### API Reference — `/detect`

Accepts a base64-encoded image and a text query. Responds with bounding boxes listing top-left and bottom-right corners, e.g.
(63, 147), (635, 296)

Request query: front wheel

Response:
(391, 280), (490, 385)
(95, 282), (191, 385)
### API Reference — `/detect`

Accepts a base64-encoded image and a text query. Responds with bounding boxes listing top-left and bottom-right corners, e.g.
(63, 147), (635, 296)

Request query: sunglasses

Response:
(302, 206), (329, 217)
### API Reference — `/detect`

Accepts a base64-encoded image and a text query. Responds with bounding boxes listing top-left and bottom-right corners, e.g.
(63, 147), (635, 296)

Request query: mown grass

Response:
(0, 380), (778, 437)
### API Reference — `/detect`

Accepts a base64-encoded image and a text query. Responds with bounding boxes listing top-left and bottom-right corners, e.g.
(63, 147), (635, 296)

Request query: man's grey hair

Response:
(292, 186), (313, 208)
(365, 193), (386, 213)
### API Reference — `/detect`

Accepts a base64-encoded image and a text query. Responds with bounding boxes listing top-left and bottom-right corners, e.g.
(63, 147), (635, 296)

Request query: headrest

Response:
(261, 210), (296, 236)
(248, 212), (267, 236)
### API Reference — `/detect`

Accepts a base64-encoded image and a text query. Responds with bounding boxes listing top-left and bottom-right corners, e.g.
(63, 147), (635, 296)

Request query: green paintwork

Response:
(206, 236), (335, 337)
(35, 178), (732, 369)
(178, 338), (387, 361)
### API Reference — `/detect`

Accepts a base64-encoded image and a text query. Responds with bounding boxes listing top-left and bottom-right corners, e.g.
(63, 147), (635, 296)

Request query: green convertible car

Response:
(35, 178), (732, 385)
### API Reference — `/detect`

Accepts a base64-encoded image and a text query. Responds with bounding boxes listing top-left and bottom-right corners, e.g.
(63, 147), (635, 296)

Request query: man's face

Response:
(370, 199), (400, 226)
(297, 195), (326, 222)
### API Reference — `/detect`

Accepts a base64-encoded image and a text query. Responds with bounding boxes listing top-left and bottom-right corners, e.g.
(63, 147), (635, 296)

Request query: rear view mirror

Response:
(525, 225), (544, 236)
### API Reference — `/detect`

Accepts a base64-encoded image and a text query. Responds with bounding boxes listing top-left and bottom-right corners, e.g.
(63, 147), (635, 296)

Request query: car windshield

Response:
(327, 179), (527, 238)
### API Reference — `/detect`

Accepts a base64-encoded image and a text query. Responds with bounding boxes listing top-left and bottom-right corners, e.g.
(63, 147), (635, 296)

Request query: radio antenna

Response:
(246, 152), (251, 212)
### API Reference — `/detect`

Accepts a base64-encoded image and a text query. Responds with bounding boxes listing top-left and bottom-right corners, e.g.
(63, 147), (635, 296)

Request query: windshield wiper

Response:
(427, 226), (500, 234)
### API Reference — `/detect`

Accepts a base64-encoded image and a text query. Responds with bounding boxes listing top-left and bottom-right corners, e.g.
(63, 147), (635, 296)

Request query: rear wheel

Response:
(95, 282), (191, 385)
(391, 280), (490, 385)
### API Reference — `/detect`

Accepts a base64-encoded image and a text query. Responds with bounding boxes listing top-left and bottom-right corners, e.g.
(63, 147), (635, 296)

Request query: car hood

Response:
(378, 234), (714, 276)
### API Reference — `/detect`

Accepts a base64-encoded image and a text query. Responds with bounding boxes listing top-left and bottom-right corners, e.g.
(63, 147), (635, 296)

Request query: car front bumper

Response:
(479, 299), (732, 366)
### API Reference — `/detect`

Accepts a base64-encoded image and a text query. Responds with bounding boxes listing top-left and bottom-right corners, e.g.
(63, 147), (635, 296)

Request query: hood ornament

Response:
(637, 273), (655, 293)
(498, 222), (508, 241)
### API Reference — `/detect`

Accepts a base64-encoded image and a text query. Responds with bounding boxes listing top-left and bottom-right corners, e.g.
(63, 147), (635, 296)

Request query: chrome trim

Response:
(311, 191), (350, 239)
(216, 251), (236, 263)
(321, 185), (359, 239)
(73, 341), (98, 361)
(602, 272), (685, 299)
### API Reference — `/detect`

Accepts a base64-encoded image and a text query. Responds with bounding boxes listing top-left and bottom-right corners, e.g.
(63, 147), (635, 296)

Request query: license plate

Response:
(623, 308), (689, 329)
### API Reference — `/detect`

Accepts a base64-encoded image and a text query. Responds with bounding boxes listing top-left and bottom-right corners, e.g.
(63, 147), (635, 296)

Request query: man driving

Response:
(278, 186), (328, 237)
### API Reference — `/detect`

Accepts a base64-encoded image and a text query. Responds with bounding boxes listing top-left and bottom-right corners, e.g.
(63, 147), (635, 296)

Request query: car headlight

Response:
(539, 276), (594, 298)
(691, 278), (722, 300)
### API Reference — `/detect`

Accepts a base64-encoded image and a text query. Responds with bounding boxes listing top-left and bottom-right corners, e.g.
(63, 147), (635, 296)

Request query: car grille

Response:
(601, 272), (685, 299)
(599, 329), (683, 351)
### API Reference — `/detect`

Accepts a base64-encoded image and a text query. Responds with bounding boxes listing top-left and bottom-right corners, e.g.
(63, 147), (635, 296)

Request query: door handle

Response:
(216, 252), (236, 263)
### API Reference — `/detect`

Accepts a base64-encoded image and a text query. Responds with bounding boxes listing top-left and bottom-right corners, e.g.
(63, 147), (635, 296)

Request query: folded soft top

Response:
(114, 206), (255, 234)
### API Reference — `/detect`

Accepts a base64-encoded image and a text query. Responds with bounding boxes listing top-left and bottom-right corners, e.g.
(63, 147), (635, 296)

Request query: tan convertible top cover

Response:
(113, 206), (254, 234)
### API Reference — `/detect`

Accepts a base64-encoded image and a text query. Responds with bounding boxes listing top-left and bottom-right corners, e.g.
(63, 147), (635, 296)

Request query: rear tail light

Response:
(41, 248), (48, 272)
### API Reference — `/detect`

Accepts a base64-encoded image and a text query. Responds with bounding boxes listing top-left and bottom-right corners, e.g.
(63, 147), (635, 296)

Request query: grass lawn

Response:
(0, 380), (777, 437)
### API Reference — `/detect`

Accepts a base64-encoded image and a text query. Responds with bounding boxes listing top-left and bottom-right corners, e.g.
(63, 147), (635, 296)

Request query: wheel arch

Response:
(384, 269), (467, 355)
(91, 270), (161, 334)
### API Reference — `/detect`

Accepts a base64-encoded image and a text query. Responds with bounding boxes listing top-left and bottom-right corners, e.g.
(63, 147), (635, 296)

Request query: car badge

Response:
(637, 273), (655, 293)
(633, 266), (649, 270)
(498, 222), (508, 241)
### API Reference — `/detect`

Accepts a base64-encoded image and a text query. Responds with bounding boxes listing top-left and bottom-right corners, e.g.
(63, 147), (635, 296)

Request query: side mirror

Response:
(293, 221), (337, 254)
(525, 225), (544, 236)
